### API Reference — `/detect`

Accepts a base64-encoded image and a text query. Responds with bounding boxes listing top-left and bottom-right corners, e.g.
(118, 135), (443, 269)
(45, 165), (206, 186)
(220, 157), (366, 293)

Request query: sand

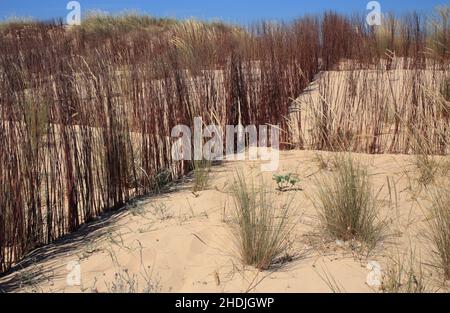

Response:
(0, 149), (446, 293)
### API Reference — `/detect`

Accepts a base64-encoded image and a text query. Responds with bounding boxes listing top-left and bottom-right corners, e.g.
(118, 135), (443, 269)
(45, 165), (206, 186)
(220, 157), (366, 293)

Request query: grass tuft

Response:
(230, 171), (296, 270)
(313, 155), (387, 249)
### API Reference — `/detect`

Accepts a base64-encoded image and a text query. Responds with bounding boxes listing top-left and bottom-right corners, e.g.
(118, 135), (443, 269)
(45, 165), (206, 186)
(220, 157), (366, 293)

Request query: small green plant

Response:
(312, 155), (387, 250)
(272, 173), (300, 191)
(230, 171), (296, 270)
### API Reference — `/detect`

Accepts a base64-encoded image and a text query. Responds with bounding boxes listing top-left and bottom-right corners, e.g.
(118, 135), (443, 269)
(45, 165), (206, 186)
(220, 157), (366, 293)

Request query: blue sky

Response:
(0, 0), (447, 24)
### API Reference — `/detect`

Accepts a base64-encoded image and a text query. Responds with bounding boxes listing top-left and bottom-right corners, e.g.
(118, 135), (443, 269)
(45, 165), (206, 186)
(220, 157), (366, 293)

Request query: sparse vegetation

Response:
(102, 243), (160, 293)
(105, 267), (159, 293)
(381, 249), (429, 293)
(150, 203), (173, 221)
(79, 11), (178, 35)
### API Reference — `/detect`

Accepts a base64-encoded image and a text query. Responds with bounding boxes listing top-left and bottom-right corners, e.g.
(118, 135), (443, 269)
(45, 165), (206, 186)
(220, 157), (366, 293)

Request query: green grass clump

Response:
(272, 173), (300, 191)
(313, 155), (387, 249)
(230, 171), (296, 270)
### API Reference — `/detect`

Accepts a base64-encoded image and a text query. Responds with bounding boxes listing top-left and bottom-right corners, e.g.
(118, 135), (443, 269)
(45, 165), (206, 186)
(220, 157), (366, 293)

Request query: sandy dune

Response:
(1, 149), (446, 293)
